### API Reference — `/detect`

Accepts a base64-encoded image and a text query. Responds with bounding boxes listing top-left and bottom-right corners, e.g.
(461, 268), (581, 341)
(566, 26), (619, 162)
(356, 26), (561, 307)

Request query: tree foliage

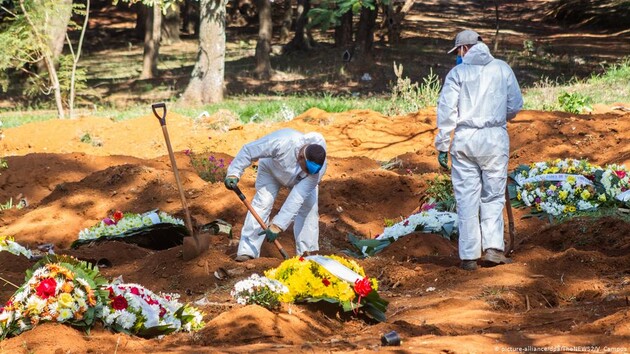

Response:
(113, 0), (181, 13)
(0, 0), (87, 112)
(0, 0), (41, 92)
(308, 0), (381, 31)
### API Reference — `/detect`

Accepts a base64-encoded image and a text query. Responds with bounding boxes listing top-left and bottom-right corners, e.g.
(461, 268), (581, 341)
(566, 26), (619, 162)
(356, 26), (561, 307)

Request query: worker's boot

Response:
(460, 260), (478, 271)
(234, 254), (254, 262)
(482, 248), (513, 265)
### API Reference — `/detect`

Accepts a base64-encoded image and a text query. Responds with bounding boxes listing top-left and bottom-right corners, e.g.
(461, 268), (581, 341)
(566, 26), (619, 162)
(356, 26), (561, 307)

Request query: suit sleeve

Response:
(505, 66), (523, 120)
(226, 136), (282, 179)
(435, 70), (460, 152)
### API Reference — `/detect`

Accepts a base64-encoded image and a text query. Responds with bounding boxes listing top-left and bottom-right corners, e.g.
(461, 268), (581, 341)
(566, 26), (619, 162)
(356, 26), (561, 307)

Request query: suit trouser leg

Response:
(452, 154), (483, 260)
(237, 162), (280, 258)
(293, 186), (319, 255)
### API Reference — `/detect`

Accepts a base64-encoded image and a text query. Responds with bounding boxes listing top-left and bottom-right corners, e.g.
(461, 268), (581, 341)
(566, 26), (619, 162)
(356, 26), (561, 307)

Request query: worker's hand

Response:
(438, 151), (449, 170)
(258, 224), (281, 243)
(224, 176), (239, 190)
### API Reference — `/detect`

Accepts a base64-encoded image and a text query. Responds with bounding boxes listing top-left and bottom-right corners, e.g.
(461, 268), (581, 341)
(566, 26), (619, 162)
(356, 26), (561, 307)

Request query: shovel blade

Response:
(182, 234), (211, 261)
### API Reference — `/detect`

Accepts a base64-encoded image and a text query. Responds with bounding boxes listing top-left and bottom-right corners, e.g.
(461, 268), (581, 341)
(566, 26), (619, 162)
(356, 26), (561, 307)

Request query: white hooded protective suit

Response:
(226, 129), (327, 258)
(435, 42), (523, 261)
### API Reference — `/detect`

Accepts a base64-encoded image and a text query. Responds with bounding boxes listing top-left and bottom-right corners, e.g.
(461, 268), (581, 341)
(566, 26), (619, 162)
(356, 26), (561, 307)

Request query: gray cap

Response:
(447, 30), (482, 54)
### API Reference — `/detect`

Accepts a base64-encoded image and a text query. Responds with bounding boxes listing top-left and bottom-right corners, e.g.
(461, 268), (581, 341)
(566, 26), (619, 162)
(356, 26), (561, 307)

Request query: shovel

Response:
(151, 102), (210, 261)
(231, 185), (289, 259)
(504, 183), (515, 256)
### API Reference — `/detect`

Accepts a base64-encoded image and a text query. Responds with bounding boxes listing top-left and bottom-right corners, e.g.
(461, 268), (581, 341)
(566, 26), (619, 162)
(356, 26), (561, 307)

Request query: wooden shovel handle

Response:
(505, 184), (515, 256)
(232, 186), (289, 259)
(151, 102), (167, 126)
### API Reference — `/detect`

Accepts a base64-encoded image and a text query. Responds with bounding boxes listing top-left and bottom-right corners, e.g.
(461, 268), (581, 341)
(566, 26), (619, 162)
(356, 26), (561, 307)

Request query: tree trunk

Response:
(494, 0), (500, 52)
(254, 0), (272, 79)
(182, 0), (200, 35)
(68, 0), (90, 119)
(355, 6), (377, 58)
(35, 0), (72, 73)
(334, 9), (353, 49)
(140, 5), (162, 79)
(47, 0), (73, 61)
(284, 0), (311, 52)
(19, 0), (65, 118)
(135, 3), (147, 39)
(181, 0), (226, 104)
(279, 0), (292, 43)
(162, 4), (181, 44)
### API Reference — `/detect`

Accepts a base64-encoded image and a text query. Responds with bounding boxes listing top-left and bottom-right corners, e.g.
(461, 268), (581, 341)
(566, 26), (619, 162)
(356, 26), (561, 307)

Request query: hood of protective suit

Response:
(434, 43), (523, 153)
(462, 43), (494, 66)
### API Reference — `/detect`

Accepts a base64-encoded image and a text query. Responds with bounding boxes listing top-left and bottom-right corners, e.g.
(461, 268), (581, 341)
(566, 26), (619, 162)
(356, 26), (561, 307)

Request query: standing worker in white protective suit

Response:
(435, 30), (523, 271)
(224, 129), (327, 262)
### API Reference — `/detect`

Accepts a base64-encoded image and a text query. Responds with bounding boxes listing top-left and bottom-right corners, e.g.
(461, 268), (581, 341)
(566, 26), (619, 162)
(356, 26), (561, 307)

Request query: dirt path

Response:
(1, 106), (629, 353)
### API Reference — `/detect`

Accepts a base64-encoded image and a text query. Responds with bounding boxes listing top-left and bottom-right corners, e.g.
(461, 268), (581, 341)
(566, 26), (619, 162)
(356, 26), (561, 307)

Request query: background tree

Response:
(284, 0), (313, 52)
(141, 4), (162, 78)
(161, 3), (181, 44)
(115, 0), (178, 79)
(279, 0), (292, 42)
(66, 0), (90, 119)
(0, 0), (73, 118)
(182, 0), (199, 34)
(44, 0), (73, 66)
(254, 0), (272, 79)
(308, 0), (380, 58)
(181, 0), (226, 104)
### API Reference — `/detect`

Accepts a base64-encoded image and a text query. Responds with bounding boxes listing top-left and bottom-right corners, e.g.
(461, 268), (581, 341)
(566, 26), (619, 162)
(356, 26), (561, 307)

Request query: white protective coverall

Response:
(435, 42), (523, 261)
(226, 128), (327, 258)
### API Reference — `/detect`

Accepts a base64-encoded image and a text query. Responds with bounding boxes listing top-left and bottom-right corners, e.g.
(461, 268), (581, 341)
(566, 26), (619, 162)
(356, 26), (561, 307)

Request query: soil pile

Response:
(1, 107), (629, 353)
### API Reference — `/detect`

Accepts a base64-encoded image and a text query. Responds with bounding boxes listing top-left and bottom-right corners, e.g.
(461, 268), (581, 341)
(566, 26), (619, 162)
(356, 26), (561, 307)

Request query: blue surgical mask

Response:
(456, 55), (463, 65)
(305, 159), (322, 174)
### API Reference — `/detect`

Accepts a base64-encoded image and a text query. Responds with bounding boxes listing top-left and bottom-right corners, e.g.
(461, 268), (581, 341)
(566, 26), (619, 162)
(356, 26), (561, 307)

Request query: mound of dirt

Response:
(529, 216), (630, 256)
(1, 107), (630, 352)
(197, 304), (336, 346)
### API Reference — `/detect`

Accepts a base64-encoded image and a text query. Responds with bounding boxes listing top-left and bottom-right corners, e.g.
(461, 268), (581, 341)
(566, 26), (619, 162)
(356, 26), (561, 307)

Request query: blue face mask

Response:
(456, 55), (463, 65)
(305, 159), (322, 174)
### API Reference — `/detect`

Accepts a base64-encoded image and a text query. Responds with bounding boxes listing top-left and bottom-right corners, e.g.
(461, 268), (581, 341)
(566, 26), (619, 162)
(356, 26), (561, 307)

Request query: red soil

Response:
(0, 106), (629, 353)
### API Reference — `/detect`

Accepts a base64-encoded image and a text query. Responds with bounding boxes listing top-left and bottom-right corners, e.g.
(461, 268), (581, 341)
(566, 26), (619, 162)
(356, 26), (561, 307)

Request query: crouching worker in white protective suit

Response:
(224, 129), (327, 262)
(435, 30), (523, 271)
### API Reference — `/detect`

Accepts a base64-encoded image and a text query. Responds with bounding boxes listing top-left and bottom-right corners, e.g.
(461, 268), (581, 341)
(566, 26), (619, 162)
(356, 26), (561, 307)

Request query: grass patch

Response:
(523, 57), (630, 111)
(0, 94), (391, 128)
(174, 94), (391, 124)
(1, 57), (626, 128)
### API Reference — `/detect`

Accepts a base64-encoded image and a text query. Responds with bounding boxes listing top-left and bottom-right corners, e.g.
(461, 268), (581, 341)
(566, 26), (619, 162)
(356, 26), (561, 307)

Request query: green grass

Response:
(168, 94), (391, 124)
(523, 57), (630, 111)
(1, 57), (627, 128)
(0, 94), (391, 128)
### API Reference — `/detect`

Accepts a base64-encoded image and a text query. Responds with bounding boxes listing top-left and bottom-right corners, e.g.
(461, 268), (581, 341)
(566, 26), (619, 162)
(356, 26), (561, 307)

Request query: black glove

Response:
(258, 225), (280, 242)
(438, 151), (449, 170)
(224, 176), (239, 190)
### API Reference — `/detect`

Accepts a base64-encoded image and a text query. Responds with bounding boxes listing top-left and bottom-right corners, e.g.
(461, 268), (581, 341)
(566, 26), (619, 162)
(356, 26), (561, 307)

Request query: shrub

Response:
(423, 174), (456, 212)
(558, 91), (592, 114)
(388, 63), (441, 116)
(188, 150), (230, 183)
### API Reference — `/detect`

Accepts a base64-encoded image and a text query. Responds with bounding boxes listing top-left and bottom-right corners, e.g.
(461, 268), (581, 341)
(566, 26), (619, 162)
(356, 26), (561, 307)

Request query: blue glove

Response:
(224, 176), (239, 190)
(258, 228), (279, 243)
(438, 151), (449, 170)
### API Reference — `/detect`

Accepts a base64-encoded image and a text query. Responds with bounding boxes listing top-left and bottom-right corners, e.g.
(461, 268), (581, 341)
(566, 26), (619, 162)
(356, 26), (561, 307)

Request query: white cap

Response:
(447, 30), (482, 54)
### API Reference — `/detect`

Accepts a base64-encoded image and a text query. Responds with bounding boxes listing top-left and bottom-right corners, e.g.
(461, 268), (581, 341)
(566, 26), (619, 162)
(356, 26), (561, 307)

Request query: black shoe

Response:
(234, 255), (254, 262)
(482, 249), (512, 265)
(460, 260), (478, 271)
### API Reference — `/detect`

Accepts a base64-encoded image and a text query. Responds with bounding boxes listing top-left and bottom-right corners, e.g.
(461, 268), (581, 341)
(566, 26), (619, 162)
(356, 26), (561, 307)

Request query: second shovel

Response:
(232, 186), (289, 259)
